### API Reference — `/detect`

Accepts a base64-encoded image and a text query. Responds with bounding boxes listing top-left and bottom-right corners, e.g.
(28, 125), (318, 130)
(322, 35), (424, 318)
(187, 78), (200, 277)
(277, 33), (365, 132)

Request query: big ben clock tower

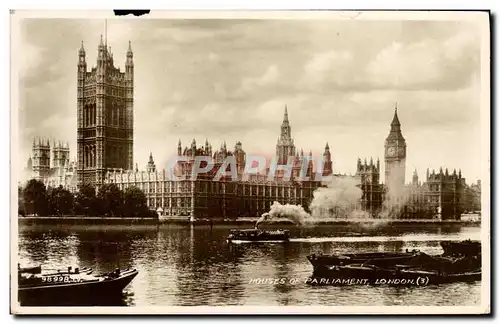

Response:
(384, 106), (406, 190)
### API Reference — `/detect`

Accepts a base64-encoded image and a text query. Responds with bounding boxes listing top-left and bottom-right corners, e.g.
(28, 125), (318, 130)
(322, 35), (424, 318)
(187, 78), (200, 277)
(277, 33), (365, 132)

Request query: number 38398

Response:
(42, 276), (83, 283)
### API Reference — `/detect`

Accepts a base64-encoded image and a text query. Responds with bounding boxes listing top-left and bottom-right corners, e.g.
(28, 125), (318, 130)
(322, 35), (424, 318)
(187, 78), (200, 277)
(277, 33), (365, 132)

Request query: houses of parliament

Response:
(23, 38), (481, 220)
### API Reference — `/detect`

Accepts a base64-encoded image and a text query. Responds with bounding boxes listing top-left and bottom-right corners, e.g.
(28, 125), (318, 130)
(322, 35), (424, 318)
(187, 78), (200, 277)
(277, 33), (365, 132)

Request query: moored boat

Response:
(227, 228), (290, 243)
(307, 251), (418, 276)
(441, 240), (481, 257)
(307, 251), (482, 286)
(307, 265), (481, 286)
(18, 265), (138, 306)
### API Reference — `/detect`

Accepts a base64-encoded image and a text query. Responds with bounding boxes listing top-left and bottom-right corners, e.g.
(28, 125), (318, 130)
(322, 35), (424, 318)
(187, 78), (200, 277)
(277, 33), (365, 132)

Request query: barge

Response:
(307, 241), (482, 286)
(307, 251), (419, 276)
(441, 239), (481, 257)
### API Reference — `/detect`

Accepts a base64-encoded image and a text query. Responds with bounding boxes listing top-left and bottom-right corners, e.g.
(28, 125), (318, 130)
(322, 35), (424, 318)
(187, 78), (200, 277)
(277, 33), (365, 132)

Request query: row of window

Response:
(147, 198), (191, 208)
(146, 199), (288, 210)
(113, 183), (311, 197)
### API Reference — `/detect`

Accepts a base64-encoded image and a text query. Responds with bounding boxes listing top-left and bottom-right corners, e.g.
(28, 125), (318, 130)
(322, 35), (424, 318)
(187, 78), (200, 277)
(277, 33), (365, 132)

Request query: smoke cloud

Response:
(256, 176), (373, 227)
(255, 169), (416, 227)
(309, 176), (370, 219)
(255, 201), (312, 228)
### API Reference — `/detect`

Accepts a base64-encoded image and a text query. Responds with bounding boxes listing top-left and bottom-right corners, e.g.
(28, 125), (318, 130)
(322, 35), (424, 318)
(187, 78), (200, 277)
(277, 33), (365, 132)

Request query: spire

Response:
(391, 103), (400, 126)
(99, 34), (104, 46)
(126, 41), (133, 68)
(79, 40), (85, 54)
(325, 142), (329, 150)
(149, 152), (153, 162)
(284, 105), (289, 123)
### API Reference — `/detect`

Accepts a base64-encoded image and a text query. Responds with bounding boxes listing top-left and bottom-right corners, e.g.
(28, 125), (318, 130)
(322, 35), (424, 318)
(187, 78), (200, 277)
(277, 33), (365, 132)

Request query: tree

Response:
(123, 186), (149, 217)
(75, 183), (98, 216)
(48, 185), (74, 216)
(23, 179), (48, 216)
(96, 183), (123, 217)
(18, 184), (25, 216)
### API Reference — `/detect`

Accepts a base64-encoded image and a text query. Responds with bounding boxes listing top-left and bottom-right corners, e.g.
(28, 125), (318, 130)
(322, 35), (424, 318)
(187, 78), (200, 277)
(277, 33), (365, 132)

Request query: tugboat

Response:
(227, 228), (290, 243)
(17, 264), (138, 306)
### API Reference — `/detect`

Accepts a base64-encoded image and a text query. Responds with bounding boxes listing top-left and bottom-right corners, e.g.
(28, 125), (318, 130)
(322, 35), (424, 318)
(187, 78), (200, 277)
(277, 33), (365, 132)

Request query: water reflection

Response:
(17, 224), (481, 307)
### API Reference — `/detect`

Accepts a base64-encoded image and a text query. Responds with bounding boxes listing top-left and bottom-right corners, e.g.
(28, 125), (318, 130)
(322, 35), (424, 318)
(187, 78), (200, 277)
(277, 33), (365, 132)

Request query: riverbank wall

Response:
(17, 216), (481, 227)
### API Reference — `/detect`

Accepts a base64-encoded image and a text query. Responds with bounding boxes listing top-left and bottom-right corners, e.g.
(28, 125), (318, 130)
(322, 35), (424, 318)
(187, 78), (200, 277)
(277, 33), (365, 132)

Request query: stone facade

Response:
(24, 137), (78, 192)
(77, 37), (134, 187)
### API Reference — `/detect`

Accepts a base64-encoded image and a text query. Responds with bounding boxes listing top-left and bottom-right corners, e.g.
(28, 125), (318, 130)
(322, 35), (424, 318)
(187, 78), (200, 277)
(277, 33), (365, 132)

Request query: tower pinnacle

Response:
(391, 104), (400, 126)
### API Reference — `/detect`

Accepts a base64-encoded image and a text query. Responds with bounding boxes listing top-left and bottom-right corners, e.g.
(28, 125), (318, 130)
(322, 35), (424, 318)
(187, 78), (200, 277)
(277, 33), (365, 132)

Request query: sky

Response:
(16, 15), (486, 184)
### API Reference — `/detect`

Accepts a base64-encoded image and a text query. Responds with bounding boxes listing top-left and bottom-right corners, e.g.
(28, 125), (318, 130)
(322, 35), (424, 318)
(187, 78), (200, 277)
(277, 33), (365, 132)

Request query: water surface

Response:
(17, 223), (481, 307)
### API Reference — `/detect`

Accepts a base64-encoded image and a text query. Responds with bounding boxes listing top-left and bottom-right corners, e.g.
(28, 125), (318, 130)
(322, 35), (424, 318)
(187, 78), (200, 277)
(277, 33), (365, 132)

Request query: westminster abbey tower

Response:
(77, 36), (134, 186)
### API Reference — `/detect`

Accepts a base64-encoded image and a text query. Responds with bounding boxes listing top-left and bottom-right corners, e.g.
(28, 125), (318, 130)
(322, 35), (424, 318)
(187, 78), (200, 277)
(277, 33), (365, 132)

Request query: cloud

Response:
(237, 64), (280, 95)
(302, 50), (354, 87)
(365, 30), (479, 90)
(16, 18), (485, 183)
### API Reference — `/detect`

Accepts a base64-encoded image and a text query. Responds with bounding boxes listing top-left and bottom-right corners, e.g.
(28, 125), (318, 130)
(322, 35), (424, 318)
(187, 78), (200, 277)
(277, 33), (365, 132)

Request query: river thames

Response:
(17, 223), (481, 307)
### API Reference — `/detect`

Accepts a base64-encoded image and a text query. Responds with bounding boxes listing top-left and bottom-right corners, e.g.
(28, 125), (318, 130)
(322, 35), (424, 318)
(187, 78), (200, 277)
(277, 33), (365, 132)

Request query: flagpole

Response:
(105, 19), (107, 47)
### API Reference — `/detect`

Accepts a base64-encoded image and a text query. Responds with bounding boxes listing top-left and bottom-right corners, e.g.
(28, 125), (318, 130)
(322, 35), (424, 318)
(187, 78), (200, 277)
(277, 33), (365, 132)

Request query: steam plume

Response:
(255, 201), (311, 228)
(309, 176), (369, 219)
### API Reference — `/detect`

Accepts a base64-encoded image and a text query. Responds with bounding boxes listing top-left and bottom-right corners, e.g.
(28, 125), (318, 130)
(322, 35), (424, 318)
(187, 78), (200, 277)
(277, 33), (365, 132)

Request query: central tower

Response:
(384, 106), (406, 191)
(77, 37), (134, 187)
(276, 106), (296, 165)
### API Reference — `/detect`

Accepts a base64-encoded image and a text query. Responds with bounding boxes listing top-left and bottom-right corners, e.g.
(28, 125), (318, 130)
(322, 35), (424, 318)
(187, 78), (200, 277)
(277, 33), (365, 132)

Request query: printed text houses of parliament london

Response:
(25, 38), (480, 220)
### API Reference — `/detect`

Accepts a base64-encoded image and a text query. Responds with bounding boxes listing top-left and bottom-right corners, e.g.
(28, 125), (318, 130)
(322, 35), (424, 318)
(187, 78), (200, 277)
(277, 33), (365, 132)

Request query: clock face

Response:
(387, 147), (396, 157)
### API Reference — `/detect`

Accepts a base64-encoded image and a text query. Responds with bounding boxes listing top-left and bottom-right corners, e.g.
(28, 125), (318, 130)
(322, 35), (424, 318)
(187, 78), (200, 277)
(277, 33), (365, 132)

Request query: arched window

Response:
(84, 146), (88, 167)
(84, 105), (88, 127)
(115, 105), (119, 126)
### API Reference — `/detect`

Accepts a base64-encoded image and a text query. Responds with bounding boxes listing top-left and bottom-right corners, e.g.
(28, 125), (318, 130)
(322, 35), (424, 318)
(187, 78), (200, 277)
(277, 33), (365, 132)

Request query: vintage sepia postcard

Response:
(10, 10), (490, 315)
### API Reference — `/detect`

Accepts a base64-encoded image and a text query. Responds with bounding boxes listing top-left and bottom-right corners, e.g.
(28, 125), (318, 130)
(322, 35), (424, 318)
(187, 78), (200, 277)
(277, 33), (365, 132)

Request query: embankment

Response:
(17, 216), (481, 227)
